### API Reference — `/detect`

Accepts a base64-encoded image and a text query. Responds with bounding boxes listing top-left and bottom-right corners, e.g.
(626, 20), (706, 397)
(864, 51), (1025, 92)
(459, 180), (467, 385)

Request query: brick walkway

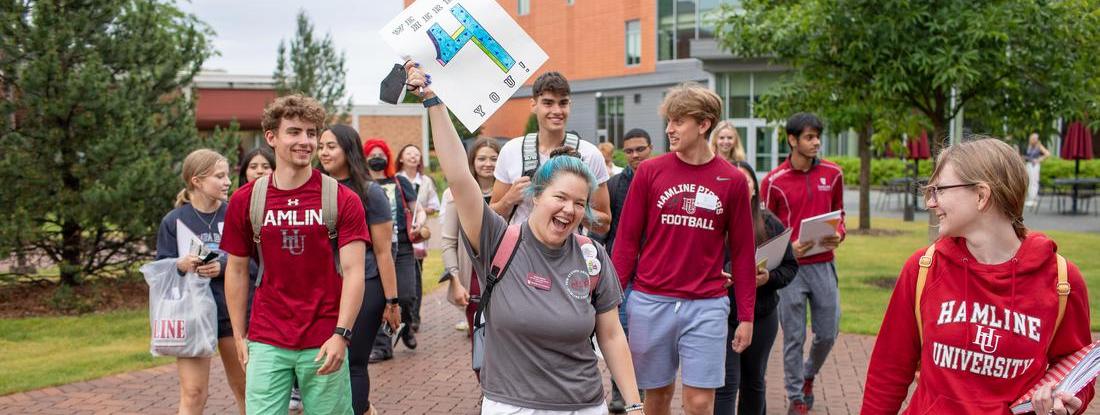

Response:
(2, 287), (1098, 414)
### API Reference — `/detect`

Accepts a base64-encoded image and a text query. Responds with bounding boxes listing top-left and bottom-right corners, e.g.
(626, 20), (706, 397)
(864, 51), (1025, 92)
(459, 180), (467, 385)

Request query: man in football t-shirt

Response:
(223, 95), (369, 415)
(612, 83), (756, 415)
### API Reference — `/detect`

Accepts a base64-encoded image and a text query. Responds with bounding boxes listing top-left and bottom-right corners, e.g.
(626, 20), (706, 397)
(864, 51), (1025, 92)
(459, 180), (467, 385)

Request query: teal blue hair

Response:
(523, 149), (597, 223)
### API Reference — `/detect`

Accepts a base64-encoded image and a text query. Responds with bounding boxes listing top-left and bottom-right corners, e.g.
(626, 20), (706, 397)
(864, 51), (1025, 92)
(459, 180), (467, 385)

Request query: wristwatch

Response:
(386, 297), (400, 305)
(333, 326), (353, 342)
(422, 96), (442, 108)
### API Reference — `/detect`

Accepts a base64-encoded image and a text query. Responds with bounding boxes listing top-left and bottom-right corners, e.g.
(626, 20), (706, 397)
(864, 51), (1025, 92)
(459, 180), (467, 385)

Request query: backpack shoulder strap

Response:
(489, 224), (523, 282)
(320, 174), (339, 239)
(1055, 254), (1070, 332)
(563, 132), (581, 150)
(521, 133), (540, 177)
(915, 244), (936, 343)
(249, 175), (270, 286)
(250, 175), (270, 243)
(473, 224), (524, 329)
(320, 174), (342, 276)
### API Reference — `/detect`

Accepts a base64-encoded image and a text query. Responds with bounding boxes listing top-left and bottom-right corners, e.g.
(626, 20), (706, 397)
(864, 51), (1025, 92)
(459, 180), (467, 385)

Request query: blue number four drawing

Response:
(428, 4), (515, 73)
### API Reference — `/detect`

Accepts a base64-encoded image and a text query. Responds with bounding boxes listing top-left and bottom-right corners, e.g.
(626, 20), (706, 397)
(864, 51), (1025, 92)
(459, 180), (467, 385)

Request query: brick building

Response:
(192, 71), (427, 164)
(404, 0), (857, 172)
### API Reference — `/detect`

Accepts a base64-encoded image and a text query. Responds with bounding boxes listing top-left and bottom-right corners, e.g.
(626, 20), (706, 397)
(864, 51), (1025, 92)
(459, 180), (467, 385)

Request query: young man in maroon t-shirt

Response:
(759, 112), (845, 415)
(223, 95), (369, 415)
(611, 83), (757, 415)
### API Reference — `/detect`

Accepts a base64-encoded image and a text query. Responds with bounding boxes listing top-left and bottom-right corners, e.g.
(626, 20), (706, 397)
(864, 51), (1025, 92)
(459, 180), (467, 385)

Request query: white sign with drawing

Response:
(380, 0), (548, 131)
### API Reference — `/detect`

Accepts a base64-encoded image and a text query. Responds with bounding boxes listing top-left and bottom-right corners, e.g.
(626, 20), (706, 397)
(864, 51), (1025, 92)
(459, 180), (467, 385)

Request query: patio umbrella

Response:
(1060, 121), (1094, 213)
(1061, 121), (1094, 179)
(904, 131), (931, 221)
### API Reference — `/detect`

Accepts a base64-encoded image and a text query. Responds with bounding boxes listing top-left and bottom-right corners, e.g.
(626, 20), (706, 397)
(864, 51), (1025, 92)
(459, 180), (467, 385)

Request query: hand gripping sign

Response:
(381, 0), (548, 131)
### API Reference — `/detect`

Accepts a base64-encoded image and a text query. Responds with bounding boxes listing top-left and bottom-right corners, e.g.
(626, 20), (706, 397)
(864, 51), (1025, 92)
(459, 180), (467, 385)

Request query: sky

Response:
(179, 0), (406, 104)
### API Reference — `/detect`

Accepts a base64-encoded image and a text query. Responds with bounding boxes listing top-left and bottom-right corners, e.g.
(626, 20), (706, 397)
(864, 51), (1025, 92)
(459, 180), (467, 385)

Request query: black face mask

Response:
(368, 157), (389, 172)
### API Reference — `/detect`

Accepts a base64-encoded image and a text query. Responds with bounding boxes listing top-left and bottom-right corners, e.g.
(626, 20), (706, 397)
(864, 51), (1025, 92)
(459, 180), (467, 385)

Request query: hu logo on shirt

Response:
(817, 177), (833, 192)
(972, 325), (1002, 353)
(281, 229), (306, 255)
(682, 197), (696, 214)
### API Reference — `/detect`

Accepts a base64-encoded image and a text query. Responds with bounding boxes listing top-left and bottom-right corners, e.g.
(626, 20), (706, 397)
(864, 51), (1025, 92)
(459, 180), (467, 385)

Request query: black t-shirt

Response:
(340, 178), (394, 279)
(375, 175), (418, 237)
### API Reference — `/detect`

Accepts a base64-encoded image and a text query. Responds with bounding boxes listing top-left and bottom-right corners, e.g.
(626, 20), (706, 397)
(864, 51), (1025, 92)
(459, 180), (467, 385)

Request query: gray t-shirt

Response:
(463, 204), (622, 410)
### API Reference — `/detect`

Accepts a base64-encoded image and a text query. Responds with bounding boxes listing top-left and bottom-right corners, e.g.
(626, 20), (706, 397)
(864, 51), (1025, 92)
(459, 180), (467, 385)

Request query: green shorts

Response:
(245, 341), (352, 415)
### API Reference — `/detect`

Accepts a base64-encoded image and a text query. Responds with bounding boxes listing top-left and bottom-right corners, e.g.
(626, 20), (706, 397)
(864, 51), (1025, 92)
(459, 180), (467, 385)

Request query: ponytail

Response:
(175, 188), (190, 208)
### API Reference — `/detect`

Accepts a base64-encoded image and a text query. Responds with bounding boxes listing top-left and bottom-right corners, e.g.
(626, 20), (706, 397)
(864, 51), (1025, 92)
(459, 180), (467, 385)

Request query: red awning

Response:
(195, 88), (277, 130)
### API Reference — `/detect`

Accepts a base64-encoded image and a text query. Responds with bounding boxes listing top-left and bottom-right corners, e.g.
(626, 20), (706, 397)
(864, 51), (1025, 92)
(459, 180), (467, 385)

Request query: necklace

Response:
(192, 205), (220, 234)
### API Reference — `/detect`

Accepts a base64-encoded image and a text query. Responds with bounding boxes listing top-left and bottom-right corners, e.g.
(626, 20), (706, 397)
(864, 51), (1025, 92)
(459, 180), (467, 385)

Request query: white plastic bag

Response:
(141, 258), (217, 358)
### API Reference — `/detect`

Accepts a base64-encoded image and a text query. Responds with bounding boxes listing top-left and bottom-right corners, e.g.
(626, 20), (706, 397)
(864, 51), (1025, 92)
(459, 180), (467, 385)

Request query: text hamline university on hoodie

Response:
(861, 233), (1094, 414)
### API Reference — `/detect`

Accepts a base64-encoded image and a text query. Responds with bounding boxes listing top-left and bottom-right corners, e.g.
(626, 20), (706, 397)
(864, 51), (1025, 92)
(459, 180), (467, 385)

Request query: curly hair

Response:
(261, 94), (326, 133)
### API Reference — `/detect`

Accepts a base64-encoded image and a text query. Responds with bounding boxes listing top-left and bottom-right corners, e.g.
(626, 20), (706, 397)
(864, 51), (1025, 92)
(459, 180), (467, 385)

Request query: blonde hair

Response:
(176, 149), (228, 208)
(710, 121), (746, 162)
(660, 82), (723, 138)
(929, 137), (1028, 239)
(597, 142), (615, 158)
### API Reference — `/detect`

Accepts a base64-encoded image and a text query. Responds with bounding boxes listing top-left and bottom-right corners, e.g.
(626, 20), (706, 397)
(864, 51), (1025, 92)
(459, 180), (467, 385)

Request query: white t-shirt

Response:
(494, 135), (610, 225)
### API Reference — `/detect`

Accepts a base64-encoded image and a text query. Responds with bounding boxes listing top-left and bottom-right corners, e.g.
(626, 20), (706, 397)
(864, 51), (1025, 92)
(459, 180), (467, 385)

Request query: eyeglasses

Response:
(623, 145), (650, 155)
(921, 183), (978, 203)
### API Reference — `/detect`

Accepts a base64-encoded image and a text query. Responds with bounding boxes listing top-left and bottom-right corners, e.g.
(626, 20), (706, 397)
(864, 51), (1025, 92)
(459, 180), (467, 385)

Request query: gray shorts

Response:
(625, 291), (730, 389)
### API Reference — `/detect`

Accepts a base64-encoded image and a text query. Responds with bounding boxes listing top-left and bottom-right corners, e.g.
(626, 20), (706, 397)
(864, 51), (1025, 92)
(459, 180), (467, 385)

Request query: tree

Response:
(274, 10), (351, 124)
(717, 0), (1100, 235)
(0, 0), (218, 285)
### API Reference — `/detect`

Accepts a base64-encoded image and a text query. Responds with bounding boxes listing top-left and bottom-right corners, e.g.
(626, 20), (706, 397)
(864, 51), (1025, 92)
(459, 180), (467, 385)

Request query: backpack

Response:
(471, 224), (601, 372)
(506, 132), (583, 222)
(248, 173), (341, 286)
(914, 244), (1070, 342)
(520, 131), (582, 177)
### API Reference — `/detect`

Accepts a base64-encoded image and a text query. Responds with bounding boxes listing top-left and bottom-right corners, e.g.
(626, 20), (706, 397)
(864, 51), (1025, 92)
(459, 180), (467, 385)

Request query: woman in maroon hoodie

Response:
(862, 138), (1092, 415)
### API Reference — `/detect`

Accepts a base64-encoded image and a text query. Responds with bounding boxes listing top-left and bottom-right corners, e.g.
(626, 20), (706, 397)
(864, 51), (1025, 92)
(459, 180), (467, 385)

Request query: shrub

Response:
(829, 156), (1100, 187)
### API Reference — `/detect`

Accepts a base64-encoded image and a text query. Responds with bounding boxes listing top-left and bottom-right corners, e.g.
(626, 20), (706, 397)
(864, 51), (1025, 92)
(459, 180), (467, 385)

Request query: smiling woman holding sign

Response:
(404, 62), (643, 415)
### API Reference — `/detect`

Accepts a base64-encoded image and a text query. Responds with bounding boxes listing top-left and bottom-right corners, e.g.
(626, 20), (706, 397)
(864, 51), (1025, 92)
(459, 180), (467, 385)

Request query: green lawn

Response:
(0, 250), (447, 396)
(3, 232), (1097, 395)
(837, 218), (1100, 334)
(0, 309), (173, 395)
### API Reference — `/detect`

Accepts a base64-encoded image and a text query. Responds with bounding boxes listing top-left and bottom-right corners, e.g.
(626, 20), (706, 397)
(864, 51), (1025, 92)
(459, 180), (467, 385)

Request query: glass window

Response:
(697, 0), (721, 39)
(518, 0), (530, 16)
(626, 20), (642, 66)
(721, 73), (751, 119)
(675, 0), (696, 59)
(658, 0), (676, 61)
(597, 96), (625, 146)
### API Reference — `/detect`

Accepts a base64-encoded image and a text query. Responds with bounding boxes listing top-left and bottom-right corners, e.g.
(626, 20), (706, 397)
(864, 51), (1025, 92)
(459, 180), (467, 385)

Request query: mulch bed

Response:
(849, 228), (908, 237)
(0, 278), (149, 318)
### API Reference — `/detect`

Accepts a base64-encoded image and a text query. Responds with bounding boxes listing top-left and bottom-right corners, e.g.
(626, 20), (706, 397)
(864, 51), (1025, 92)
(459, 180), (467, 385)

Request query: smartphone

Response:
(381, 322), (406, 348)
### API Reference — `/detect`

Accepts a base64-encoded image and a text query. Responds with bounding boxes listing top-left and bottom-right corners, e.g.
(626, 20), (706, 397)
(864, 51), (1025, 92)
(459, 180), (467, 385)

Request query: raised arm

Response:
(405, 62), (485, 254)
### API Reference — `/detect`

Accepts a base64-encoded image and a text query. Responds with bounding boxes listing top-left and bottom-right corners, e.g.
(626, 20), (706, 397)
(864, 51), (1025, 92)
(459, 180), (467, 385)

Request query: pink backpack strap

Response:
(489, 224), (523, 282)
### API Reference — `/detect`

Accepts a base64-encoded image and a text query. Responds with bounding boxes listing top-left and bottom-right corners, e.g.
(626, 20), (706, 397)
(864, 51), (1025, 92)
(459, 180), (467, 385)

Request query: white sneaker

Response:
(455, 320), (469, 331)
(289, 387), (303, 411)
